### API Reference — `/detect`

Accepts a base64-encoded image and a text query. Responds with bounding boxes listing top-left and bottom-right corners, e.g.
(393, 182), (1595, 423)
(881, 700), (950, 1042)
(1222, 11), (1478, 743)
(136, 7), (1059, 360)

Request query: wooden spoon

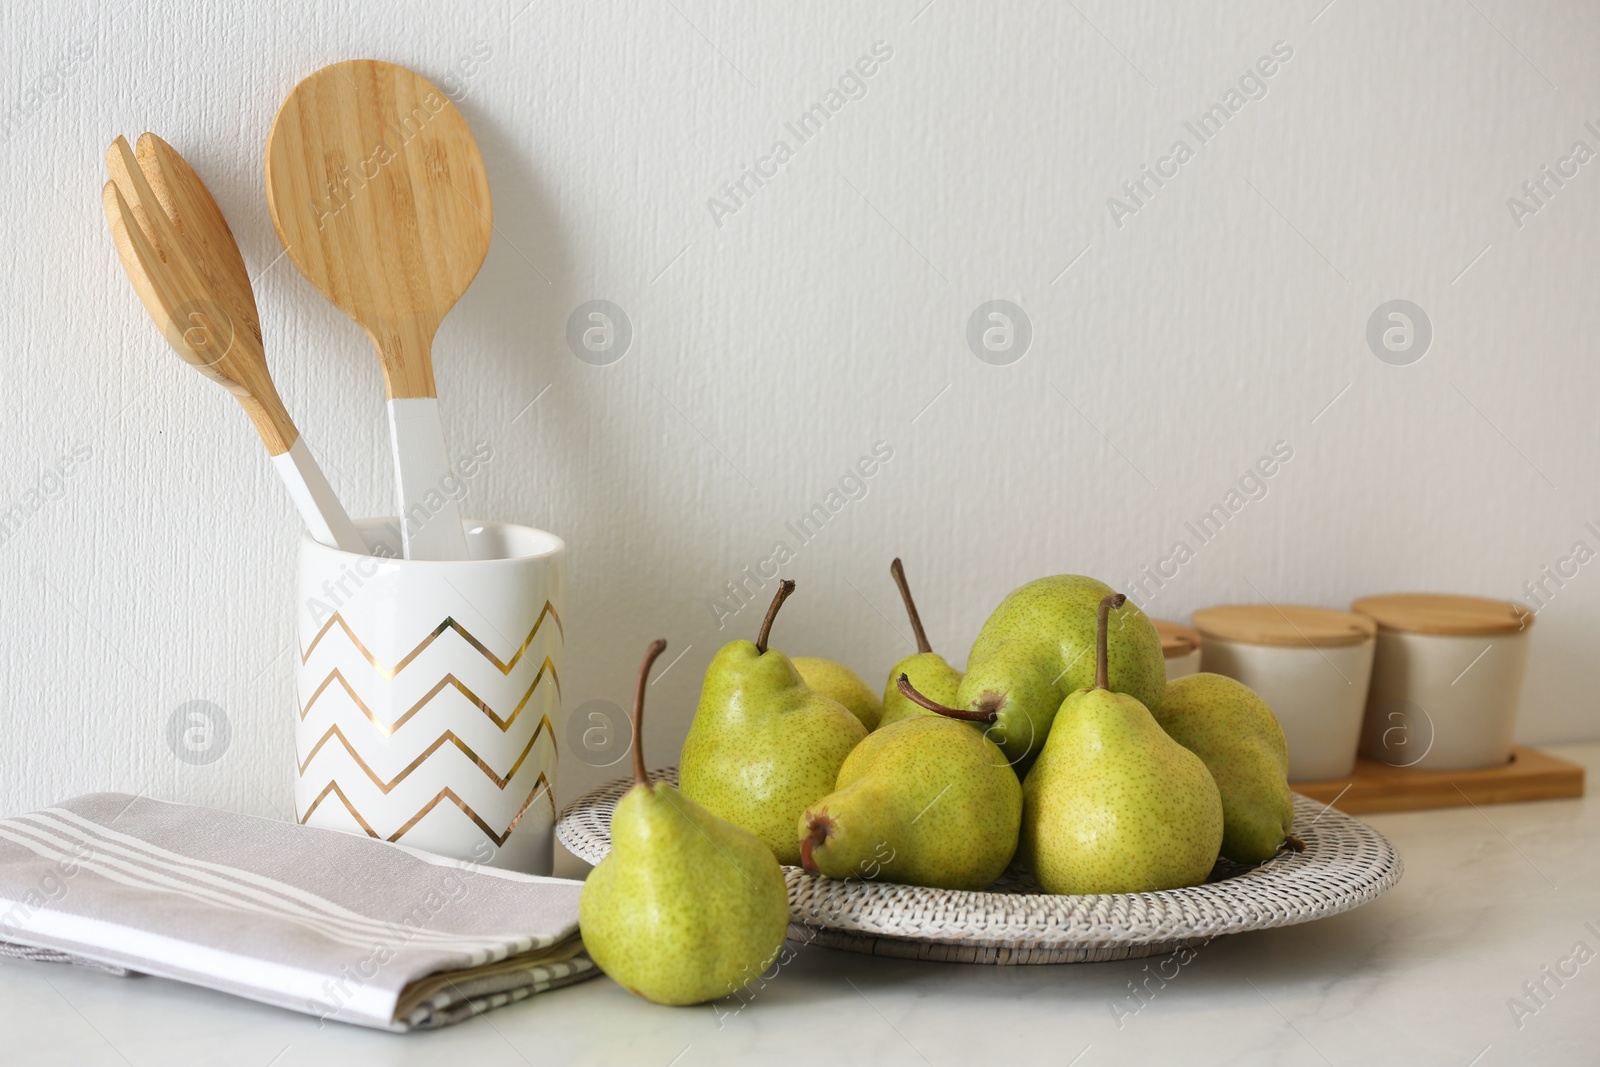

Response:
(103, 133), (364, 553)
(264, 60), (492, 561)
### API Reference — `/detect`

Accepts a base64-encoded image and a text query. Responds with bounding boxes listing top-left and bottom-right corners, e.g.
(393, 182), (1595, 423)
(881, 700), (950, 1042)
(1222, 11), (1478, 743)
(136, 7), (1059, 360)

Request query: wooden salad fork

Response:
(102, 133), (365, 553)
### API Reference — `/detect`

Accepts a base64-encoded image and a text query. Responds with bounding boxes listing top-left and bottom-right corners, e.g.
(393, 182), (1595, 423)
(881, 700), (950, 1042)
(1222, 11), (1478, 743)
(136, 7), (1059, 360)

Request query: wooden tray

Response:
(1295, 745), (1584, 814)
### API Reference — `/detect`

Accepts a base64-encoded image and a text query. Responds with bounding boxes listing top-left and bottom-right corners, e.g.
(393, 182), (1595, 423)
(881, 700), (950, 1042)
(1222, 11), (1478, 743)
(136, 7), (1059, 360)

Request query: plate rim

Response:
(558, 765), (1404, 950)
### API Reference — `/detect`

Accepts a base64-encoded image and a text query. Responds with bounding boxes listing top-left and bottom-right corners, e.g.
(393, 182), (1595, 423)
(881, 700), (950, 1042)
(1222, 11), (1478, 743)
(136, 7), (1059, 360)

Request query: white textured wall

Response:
(3, 0), (1597, 818)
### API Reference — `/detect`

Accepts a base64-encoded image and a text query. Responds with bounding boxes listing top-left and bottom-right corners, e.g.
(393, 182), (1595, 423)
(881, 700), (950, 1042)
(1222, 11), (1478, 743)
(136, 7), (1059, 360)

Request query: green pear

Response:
(793, 657), (882, 730)
(1153, 673), (1296, 863)
(1021, 594), (1222, 895)
(680, 581), (868, 864)
(957, 575), (1165, 766)
(580, 641), (790, 1006)
(878, 557), (965, 728)
(799, 676), (1021, 890)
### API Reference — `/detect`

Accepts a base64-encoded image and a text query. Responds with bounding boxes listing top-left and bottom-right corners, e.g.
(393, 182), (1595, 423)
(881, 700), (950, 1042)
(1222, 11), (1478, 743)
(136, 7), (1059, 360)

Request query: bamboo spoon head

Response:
(102, 134), (295, 455)
(263, 60), (493, 401)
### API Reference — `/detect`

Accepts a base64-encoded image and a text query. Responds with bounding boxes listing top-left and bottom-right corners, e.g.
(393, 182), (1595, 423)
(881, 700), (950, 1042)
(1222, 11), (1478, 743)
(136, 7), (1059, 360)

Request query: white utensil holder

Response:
(295, 519), (563, 873)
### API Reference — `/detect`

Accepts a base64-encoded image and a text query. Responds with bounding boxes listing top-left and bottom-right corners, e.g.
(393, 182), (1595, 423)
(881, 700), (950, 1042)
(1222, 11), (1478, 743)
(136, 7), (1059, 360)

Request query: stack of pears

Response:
(580, 641), (790, 1006)
(680, 581), (868, 864)
(957, 576), (1166, 766)
(1021, 594), (1224, 894)
(657, 563), (1296, 907)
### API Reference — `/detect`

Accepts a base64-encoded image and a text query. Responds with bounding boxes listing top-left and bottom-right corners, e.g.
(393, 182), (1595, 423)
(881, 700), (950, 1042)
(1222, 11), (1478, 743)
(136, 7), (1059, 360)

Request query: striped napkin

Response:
(0, 793), (597, 1031)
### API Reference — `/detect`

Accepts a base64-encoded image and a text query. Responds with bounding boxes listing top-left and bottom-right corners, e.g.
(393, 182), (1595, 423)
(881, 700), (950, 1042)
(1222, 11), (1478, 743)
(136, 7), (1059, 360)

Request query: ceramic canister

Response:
(1351, 593), (1533, 772)
(1192, 604), (1377, 782)
(1153, 619), (1203, 679)
(295, 519), (563, 873)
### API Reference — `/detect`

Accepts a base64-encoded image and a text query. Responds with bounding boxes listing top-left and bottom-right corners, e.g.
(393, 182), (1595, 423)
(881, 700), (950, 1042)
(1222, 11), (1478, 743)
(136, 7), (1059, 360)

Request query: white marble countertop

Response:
(3, 745), (1598, 1067)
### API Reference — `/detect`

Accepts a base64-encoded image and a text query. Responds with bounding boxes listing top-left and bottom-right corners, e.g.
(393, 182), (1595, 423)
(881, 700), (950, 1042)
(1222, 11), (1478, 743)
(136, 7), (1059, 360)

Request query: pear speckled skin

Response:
(801, 716), (1021, 890)
(877, 652), (963, 729)
(1022, 686), (1223, 895)
(794, 657), (883, 731)
(958, 576), (1167, 766)
(680, 640), (868, 865)
(582, 639), (790, 1007)
(579, 782), (789, 1005)
(1153, 673), (1294, 863)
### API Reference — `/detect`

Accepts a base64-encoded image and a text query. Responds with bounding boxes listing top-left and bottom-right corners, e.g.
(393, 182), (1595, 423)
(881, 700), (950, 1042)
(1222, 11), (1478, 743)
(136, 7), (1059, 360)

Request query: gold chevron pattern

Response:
(297, 601), (560, 852)
(298, 716), (553, 792)
(300, 601), (562, 680)
(300, 773), (553, 847)
(298, 780), (378, 838)
(299, 658), (560, 735)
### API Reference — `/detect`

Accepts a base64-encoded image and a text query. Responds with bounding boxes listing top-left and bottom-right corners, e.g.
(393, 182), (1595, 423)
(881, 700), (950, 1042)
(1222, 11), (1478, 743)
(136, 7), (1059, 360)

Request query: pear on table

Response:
(1154, 672), (1298, 863)
(957, 575), (1166, 767)
(800, 674), (1021, 890)
(878, 557), (964, 729)
(680, 580), (868, 865)
(793, 657), (882, 731)
(579, 640), (790, 1006)
(1021, 594), (1223, 895)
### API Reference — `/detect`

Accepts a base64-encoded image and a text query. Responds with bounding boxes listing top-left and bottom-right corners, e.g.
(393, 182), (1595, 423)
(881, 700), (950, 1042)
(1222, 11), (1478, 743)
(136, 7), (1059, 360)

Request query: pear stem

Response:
(800, 812), (833, 873)
(890, 557), (933, 655)
(631, 639), (667, 787)
(897, 674), (997, 723)
(755, 579), (796, 655)
(1095, 593), (1126, 690)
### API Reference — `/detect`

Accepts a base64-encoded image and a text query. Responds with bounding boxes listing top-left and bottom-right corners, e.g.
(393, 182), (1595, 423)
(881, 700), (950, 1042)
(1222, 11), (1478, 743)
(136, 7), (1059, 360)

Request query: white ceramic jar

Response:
(295, 519), (564, 874)
(1192, 604), (1377, 783)
(1352, 594), (1533, 771)
(1153, 619), (1203, 679)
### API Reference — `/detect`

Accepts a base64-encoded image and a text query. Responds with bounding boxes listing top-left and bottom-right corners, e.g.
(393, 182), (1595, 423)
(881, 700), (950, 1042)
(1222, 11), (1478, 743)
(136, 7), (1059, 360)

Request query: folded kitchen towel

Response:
(0, 793), (597, 1031)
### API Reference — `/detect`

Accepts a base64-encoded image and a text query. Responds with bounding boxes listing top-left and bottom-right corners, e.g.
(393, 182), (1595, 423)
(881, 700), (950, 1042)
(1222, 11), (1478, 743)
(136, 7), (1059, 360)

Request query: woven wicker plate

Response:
(558, 767), (1403, 964)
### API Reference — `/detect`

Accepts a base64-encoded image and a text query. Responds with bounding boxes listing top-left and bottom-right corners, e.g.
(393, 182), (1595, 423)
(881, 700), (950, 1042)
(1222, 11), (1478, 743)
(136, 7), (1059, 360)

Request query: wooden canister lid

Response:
(1351, 593), (1532, 636)
(1192, 604), (1376, 648)
(1153, 619), (1202, 658)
